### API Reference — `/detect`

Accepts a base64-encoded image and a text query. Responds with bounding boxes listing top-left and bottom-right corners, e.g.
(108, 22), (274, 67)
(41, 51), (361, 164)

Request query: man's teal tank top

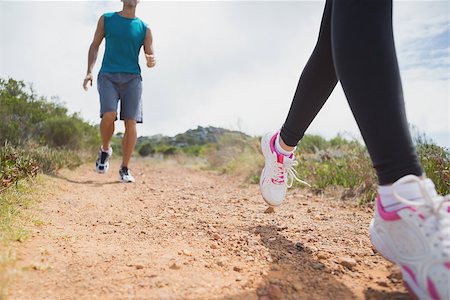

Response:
(100, 12), (147, 74)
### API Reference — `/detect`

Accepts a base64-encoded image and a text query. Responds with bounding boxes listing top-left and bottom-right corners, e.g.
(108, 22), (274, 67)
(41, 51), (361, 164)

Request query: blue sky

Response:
(0, 1), (449, 148)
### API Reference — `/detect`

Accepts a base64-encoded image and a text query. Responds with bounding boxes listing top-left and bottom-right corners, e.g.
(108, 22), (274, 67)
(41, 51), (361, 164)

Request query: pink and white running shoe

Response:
(259, 131), (309, 207)
(370, 175), (450, 300)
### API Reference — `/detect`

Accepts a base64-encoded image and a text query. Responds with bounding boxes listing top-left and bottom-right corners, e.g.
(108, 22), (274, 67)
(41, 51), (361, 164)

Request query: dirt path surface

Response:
(8, 160), (412, 300)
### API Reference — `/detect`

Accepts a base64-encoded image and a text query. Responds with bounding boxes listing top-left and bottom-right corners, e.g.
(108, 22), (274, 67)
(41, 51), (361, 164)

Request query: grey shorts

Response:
(97, 72), (143, 123)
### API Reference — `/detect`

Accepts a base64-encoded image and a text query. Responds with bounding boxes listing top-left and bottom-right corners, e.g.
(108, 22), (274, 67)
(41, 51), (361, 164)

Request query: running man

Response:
(259, 1), (450, 299)
(83, 0), (155, 182)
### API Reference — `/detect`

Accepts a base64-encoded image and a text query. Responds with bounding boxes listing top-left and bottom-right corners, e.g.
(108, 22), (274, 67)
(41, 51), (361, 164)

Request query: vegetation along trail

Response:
(7, 159), (413, 300)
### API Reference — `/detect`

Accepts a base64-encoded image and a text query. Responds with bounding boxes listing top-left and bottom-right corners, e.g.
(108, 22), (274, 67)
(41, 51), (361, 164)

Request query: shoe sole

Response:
(118, 175), (135, 183)
(96, 164), (109, 174)
(369, 220), (427, 300)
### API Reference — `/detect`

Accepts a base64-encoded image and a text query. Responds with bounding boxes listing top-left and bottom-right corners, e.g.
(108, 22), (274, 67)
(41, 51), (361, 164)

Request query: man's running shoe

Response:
(119, 166), (135, 183)
(95, 146), (112, 174)
(370, 175), (450, 300)
(259, 131), (309, 207)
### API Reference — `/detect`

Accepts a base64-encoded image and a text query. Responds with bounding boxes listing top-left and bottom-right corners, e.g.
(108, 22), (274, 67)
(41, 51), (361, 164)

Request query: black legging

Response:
(280, 0), (423, 185)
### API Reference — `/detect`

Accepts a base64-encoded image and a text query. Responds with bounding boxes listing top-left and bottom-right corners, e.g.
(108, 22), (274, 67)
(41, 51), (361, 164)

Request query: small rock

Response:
(181, 249), (192, 256)
(292, 283), (303, 292)
(309, 246), (318, 252)
(264, 207), (275, 214)
(267, 284), (283, 300)
(387, 268), (402, 282)
(169, 262), (181, 270)
(216, 258), (226, 267)
(212, 233), (221, 240)
(295, 242), (305, 251)
(210, 243), (218, 250)
(135, 264), (144, 270)
(311, 262), (325, 270)
(338, 257), (357, 269)
(233, 266), (242, 272)
(317, 252), (328, 260)
(268, 237), (276, 242)
(235, 274), (243, 281)
(376, 280), (389, 287)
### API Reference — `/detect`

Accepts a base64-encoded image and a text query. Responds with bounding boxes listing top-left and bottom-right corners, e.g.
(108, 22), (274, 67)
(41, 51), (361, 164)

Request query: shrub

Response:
(297, 135), (329, 153)
(0, 144), (39, 192)
(0, 78), (100, 151)
(417, 143), (449, 195)
(181, 145), (208, 157)
(42, 117), (83, 149)
(138, 143), (155, 157)
(204, 133), (263, 180)
(154, 144), (178, 156)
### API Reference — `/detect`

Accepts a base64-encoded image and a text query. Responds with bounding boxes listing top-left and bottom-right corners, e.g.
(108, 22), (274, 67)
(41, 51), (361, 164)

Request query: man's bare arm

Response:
(143, 27), (156, 68)
(83, 16), (105, 91)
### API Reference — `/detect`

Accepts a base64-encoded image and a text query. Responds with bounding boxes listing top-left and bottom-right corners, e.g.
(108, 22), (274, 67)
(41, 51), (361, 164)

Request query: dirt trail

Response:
(8, 159), (412, 300)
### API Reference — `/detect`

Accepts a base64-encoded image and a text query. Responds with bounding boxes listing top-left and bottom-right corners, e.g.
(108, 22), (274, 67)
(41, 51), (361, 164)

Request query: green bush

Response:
(0, 78), (100, 151)
(154, 144), (178, 156)
(0, 79), (67, 146)
(0, 144), (39, 192)
(0, 77), (99, 194)
(138, 143), (155, 157)
(42, 117), (83, 149)
(297, 135), (329, 153)
(417, 143), (449, 195)
(180, 145), (207, 157)
(203, 133), (263, 180)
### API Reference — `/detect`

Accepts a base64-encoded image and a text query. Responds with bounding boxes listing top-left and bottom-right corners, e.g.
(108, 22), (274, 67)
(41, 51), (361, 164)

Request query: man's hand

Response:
(146, 54), (156, 68)
(83, 73), (94, 91)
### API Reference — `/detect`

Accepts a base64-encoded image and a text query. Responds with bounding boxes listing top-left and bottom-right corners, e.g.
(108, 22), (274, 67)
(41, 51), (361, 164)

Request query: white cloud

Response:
(1, 1), (448, 148)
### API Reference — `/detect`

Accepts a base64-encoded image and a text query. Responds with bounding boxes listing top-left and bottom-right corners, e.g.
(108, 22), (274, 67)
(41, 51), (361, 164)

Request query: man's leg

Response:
(118, 73), (142, 182)
(122, 119), (137, 168)
(100, 112), (117, 151)
(96, 72), (119, 174)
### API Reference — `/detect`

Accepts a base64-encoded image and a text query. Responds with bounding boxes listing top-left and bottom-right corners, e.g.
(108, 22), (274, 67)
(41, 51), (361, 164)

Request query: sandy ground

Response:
(7, 159), (412, 300)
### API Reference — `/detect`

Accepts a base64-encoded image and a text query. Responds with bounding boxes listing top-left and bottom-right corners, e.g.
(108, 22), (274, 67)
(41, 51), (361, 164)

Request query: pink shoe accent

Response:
(270, 131), (289, 164)
(444, 262), (450, 270)
(427, 278), (441, 300)
(376, 194), (418, 222)
(269, 131), (278, 154)
(277, 154), (284, 164)
(376, 195), (402, 221)
(271, 166), (285, 185)
(402, 265), (418, 284)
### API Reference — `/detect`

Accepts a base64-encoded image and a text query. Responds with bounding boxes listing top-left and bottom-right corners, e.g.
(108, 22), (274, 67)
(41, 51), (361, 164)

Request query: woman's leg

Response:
(280, 0), (338, 147)
(331, 0), (422, 184)
(330, 3), (448, 299)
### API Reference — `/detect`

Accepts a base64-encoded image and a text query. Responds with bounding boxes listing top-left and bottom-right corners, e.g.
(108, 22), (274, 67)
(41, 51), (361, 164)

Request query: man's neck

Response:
(119, 5), (136, 19)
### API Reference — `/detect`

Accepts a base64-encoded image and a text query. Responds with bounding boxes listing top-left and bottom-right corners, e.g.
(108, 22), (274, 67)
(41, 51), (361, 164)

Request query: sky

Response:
(0, 1), (449, 148)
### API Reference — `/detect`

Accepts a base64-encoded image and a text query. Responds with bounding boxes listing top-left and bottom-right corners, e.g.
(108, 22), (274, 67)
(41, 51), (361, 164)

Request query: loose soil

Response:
(7, 160), (412, 300)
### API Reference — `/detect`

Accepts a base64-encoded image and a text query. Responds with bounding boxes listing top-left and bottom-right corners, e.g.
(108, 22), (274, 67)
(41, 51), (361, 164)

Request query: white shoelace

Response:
(272, 158), (311, 188)
(392, 175), (450, 257)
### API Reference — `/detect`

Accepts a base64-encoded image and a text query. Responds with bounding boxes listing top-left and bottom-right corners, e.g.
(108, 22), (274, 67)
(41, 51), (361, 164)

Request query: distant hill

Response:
(137, 126), (249, 148)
